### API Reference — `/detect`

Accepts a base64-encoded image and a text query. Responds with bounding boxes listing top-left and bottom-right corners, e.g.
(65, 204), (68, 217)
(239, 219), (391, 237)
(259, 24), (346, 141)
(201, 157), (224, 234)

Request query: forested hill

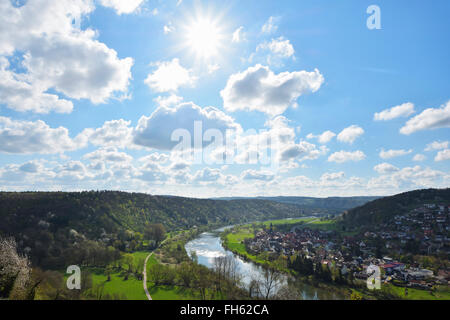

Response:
(0, 191), (309, 234)
(341, 188), (450, 227)
(0, 191), (310, 268)
(214, 196), (380, 212)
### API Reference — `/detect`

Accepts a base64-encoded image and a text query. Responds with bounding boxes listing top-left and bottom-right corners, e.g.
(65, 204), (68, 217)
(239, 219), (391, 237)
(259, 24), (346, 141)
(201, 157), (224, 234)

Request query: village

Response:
(244, 204), (450, 290)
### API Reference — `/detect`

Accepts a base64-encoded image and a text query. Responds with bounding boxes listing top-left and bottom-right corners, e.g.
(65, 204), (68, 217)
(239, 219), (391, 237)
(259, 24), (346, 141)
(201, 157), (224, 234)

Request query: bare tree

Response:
(213, 255), (242, 299)
(259, 265), (281, 300)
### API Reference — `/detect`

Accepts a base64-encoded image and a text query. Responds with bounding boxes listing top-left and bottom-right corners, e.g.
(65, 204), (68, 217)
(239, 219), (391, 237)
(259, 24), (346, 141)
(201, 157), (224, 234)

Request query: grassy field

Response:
(86, 251), (151, 300)
(382, 284), (450, 300)
(85, 250), (199, 300)
(258, 217), (317, 227)
(148, 283), (199, 300)
(89, 268), (147, 300)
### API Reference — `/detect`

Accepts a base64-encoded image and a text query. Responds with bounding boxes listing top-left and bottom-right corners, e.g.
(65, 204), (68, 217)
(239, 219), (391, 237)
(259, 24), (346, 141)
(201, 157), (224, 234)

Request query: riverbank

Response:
(219, 218), (352, 299)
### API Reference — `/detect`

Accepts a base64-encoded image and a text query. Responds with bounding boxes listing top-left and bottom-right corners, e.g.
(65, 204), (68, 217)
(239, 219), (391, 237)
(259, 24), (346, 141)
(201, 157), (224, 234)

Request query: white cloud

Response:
(374, 162), (399, 174)
(0, 116), (85, 154)
(83, 147), (132, 163)
(99, 0), (145, 14)
(241, 169), (275, 181)
(208, 64), (220, 74)
(368, 166), (449, 191)
(279, 145), (305, 162)
(144, 58), (197, 92)
(193, 167), (222, 182)
(374, 102), (415, 121)
(0, 0), (133, 113)
(163, 22), (175, 34)
(261, 16), (278, 34)
(133, 102), (241, 150)
(400, 100), (450, 135)
(307, 130), (336, 144)
(257, 37), (294, 59)
(138, 153), (170, 164)
(328, 150), (366, 163)
(19, 160), (44, 173)
(321, 171), (345, 181)
(337, 125), (364, 144)
(232, 26), (245, 43)
(221, 64), (324, 117)
(278, 141), (328, 162)
(81, 119), (133, 149)
(435, 149), (450, 162)
(154, 94), (183, 108)
(425, 140), (449, 151)
(379, 149), (412, 159)
(0, 58), (73, 114)
(413, 154), (426, 162)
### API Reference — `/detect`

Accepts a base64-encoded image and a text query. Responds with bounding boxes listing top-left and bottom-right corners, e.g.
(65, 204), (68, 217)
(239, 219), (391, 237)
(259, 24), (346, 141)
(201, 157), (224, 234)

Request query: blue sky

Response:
(0, 0), (449, 197)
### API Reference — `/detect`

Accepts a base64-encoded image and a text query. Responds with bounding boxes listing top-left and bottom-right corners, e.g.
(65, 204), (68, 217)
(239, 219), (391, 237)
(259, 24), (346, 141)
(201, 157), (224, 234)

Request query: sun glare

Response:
(185, 17), (223, 59)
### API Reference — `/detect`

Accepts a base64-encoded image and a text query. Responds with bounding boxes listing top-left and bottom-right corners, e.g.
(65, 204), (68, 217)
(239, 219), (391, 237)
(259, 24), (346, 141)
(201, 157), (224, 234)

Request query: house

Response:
(381, 262), (405, 275)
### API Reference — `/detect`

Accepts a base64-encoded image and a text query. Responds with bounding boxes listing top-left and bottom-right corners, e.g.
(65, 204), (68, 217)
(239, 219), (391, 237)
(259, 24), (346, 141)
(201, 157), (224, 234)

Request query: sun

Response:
(184, 17), (224, 60)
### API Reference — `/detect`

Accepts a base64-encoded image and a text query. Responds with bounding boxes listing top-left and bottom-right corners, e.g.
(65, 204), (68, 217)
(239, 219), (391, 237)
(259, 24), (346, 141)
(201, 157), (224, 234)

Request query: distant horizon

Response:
(2, 186), (449, 200)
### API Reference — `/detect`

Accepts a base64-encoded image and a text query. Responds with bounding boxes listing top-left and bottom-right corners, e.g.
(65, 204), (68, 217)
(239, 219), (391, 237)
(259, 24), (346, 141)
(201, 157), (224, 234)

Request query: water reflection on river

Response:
(185, 226), (344, 300)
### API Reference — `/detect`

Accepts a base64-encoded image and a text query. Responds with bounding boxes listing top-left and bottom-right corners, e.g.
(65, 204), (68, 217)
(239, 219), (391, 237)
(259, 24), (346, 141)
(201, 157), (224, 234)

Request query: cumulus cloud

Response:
(321, 171), (345, 181)
(307, 130), (336, 144)
(425, 140), (449, 151)
(133, 102), (241, 150)
(83, 147), (132, 163)
(144, 58), (197, 92)
(337, 125), (364, 144)
(279, 141), (328, 162)
(435, 149), (450, 162)
(374, 102), (415, 121)
(208, 64), (220, 74)
(379, 149), (412, 159)
(19, 161), (44, 173)
(279, 144), (307, 162)
(163, 22), (175, 34)
(0, 116), (85, 154)
(99, 0), (145, 14)
(368, 165), (449, 191)
(413, 154), (426, 162)
(0, 58), (73, 114)
(139, 153), (170, 164)
(221, 64), (324, 117)
(193, 167), (222, 182)
(0, 0), (134, 113)
(241, 169), (275, 181)
(374, 162), (399, 174)
(328, 150), (366, 163)
(232, 26), (245, 43)
(400, 100), (450, 135)
(81, 119), (133, 149)
(261, 16), (278, 34)
(256, 37), (295, 60)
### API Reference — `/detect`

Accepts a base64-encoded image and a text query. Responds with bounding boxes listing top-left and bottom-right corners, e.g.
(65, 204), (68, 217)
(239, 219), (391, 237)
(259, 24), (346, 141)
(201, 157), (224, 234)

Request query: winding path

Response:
(143, 252), (154, 300)
(143, 238), (168, 301)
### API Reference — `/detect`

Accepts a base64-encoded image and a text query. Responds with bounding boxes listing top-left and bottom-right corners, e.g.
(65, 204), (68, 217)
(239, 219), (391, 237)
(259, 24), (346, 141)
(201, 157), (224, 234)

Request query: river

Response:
(185, 223), (345, 300)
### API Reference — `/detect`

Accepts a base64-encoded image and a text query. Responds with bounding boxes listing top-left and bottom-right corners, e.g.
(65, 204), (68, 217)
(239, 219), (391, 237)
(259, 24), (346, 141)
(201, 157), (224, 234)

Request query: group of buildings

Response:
(244, 203), (450, 289)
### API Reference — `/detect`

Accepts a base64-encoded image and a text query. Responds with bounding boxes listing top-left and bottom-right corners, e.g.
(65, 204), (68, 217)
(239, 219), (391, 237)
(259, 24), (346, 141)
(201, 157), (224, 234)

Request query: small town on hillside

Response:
(245, 204), (450, 290)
